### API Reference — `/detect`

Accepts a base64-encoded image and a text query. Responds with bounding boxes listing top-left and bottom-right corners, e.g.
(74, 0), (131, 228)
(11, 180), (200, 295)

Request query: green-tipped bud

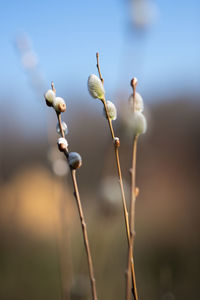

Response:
(68, 152), (82, 169)
(129, 92), (144, 112)
(103, 101), (117, 120)
(56, 121), (68, 136)
(88, 74), (105, 100)
(132, 111), (147, 135)
(53, 97), (66, 113)
(44, 89), (56, 107)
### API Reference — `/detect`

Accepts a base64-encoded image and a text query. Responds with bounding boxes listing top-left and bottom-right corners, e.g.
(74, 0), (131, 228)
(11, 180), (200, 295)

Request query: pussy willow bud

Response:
(68, 152), (82, 169)
(88, 74), (105, 100)
(44, 89), (56, 107)
(53, 97), (66, 113)
(132, 111), (147, 135)
(103, 101), (117, 120)
(56, 121), (68, 136)
(114, 137), (120, 147)
(57, 137), (68, 152)
(130, 77), (138, 88)
(129, 92), (144, 112)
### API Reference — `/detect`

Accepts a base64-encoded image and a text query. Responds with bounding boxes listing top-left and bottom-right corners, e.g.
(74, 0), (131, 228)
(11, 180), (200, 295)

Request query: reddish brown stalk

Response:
(96, 53), (138, 300)
(126, 79), (139, 300)
(70, 169), (98, 300)
(50, 83), (98, 300)
(126, 135), (139, 300)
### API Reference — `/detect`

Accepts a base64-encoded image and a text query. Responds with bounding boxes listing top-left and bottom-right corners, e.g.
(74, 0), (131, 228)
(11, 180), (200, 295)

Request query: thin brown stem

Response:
(96, 52), (104, 84)
(126, 78), (140, 300)
(126, 135), (139, 300)
(96, 53), (138, 300)
(57, 112), (65, 139)
(51, 82), (98, 300)
(71, 169), (98, 300)
(101, 97), (115, 139)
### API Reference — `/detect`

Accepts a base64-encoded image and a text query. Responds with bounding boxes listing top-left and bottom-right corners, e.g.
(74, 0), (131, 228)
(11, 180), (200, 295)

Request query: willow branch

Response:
(96, 52), (104, 84)
(126, 78), (139, 300)
(70, 169), (98, 300)
(52, 83), (98, 300)
(96, 53), (137, 300)
(126, 135), (139, 300)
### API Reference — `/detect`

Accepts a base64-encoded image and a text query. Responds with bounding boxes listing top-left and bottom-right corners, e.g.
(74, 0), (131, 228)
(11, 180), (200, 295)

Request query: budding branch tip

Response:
(130, 78), (138, 88)
(51, 81), (56, 93)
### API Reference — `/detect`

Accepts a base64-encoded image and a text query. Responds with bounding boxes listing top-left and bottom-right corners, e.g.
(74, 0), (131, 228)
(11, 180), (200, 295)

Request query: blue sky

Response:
(0, 0), (200, 131)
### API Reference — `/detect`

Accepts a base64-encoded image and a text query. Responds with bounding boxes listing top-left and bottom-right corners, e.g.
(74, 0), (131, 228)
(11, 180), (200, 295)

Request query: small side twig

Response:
(96, 52), (104, 85)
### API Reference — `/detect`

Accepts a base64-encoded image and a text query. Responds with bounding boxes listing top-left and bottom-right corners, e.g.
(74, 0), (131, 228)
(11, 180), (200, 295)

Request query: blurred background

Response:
(0, 0), (200, 299)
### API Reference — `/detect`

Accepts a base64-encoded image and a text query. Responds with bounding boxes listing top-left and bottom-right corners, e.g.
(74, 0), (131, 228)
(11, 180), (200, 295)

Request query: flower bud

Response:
(53, 97), (66, 113)
(129, 92), (144, 112)
(68, 152), (82, 169)
(132, 111), (147, 135)
(56, 121), (68, 136)
(114, 137), (120, 147)
(103, 101), (117, 120)
(88, 74), (105, 100)
(57, 137), (68, 152)
(44, 89), (56, 107)
(130, 77), (138, 87)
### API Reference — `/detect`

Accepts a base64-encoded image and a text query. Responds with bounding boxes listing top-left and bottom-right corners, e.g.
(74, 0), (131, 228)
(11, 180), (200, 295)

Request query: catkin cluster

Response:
(87, 74), (147, 135)
(44, 87), (82, 170)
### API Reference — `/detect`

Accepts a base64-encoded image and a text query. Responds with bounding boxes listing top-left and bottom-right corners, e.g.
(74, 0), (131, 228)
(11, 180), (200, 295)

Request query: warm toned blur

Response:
(0, 92), (200, 300)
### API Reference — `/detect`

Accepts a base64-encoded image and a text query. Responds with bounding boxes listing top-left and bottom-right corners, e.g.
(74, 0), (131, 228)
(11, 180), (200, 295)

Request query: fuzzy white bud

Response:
(44, 89), (56, 106)
(68, 152), (82, 169)
(129, 92), (144, 112)
(57, 137), (68, 151)
(56, 121), (68, 136)
(88, 74), (105, 100)
(103, 101), (117, 120)
(132, 111), (147, 135)
(53, 97), (66, 113)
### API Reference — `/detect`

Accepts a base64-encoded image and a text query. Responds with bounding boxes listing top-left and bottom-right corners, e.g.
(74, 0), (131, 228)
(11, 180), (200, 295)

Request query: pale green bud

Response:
(53, 97), (66, 113)
(132, 111), (147, 135)
(68, 152), (82, 170)
(103, 101), (117, 120)
(128, 92), (144, 112)
(88, 74), (105, 100)
(56, 121), (68, 136)
(44, 89), (56, 106)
